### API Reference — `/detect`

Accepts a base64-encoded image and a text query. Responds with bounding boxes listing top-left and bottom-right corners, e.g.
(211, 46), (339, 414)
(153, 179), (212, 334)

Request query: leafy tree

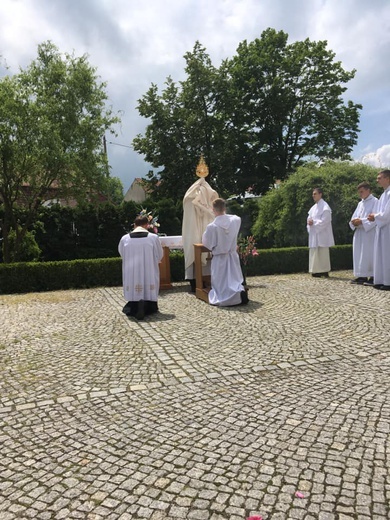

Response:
(252, 161), (379, 248)
(33, 205), (77, 261)
(133, 30), (361, 200)
(133, 42), (225, 199)
(102, 176), (124, 205)
(0, 41), (120, 262)
(219, 29), (361, 194)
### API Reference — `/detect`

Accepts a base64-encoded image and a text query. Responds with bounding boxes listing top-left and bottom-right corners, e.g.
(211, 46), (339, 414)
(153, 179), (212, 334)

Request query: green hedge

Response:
(0, 245), (352, 295)
(246, 244), (352, 276)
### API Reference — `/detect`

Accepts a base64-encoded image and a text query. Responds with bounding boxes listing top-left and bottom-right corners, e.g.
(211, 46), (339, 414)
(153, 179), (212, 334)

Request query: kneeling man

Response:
(202, 198), (248, 306)
(118, 215), (163, 320)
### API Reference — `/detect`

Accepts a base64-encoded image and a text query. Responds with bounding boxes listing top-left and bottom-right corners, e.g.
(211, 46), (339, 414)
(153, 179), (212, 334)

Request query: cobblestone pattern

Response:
(0, 271), (389, 519)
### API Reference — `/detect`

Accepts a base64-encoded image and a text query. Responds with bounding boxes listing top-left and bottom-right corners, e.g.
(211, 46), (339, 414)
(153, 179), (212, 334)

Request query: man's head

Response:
(312, 188), (323, 202)
(357, 181), (371, 200)
(134, 215), (149, 228)
(212, 198), (226, 215)
(376, 170), (390, 190)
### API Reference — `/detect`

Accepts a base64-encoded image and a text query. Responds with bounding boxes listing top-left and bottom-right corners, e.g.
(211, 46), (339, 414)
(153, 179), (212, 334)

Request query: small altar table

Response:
(159, 235), (183, 289)
(193, 243), (211, 303)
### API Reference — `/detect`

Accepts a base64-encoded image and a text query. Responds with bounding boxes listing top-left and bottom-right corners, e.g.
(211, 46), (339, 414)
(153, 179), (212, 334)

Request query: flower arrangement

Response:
(136, 208), (160, 234)
(237, 235), (259, 266)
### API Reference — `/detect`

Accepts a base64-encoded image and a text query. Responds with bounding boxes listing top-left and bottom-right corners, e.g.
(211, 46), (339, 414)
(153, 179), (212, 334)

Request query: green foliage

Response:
(227, 198), (261, 237)
(0, 258), (122, 294)
(245, 245), (352, 275)
(252, 161), (379, 248)
(169, 250), (185, 282)
(0, 246), (352, 294)
(2, 199), (183, 262)
(101, 176), (124, 205)
(134, 30), (360, 200)
(6, 229), (41, 262)
(0, 41), (120, 262)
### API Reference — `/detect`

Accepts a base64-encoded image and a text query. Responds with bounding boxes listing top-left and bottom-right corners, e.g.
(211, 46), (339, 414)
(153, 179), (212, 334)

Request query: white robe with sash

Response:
(202, 214), (244, 306)
(372, 186), (390, 285)
(118, 228), (163, 302)
(349, 194), (377, 278)
(307, 198), (335, 273)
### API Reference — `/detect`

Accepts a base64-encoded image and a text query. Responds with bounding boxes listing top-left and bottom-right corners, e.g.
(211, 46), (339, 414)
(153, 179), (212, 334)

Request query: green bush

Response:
(6, 229), (41, 262)
(253, 161), (380, 248)
(0, 246), (352, 294)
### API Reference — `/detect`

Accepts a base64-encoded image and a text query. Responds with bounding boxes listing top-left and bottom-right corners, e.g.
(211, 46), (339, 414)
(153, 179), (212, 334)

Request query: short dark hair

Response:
(357, 182), (371, 190)
(213, 198), (226, 213)
(313, 187), (323, 195)
(378, 169), (390, 180)
(134, 215), (149, 227)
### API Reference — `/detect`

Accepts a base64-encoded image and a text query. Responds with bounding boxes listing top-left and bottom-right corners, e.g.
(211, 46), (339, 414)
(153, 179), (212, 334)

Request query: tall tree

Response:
(133, 42), (227, 199)
(133, 30), (361, 199)
(222, 29), (362, 193)
(0, 42), (120, 262)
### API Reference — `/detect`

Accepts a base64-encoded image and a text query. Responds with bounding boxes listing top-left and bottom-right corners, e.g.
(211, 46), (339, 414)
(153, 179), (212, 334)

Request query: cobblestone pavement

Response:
(1, 271), (389, 520)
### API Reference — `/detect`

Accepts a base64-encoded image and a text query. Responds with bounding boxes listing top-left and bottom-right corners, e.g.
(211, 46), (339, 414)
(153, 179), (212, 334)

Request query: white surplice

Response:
(349, 194), (378, 278)
(307, 198), (335, 273)
(202, 214), (244, 306)
(372, 186), (390, 285)
(118, 228), (163, 302)
(182, 178), (218, 279)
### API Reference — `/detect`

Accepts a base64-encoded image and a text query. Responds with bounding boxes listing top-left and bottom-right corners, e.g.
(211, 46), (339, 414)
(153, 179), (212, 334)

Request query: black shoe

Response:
(363, 279), (375, 286)
(350, 277), (367, 285)
(135, 300), (145, 320)
(311, 273), (321, 278)
(373, 284), (383, 290)
(240, 290), (249, 305)
(379, 285), (390, 291)
(122, 302), (136, 316)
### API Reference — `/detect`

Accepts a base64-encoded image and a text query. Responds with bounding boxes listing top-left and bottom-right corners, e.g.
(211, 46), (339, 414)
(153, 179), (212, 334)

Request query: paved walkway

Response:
(0, 271), (389, 520)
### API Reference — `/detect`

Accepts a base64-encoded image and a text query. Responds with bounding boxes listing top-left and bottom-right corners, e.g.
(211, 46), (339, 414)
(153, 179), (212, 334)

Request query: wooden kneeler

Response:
(194, 243), (211, 303)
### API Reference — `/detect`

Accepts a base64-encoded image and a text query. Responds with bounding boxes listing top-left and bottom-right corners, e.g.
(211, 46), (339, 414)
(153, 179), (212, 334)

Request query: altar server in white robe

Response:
(118, 215), (163, 320)
(349, 182), (377, 284)
(367, 170), (390, 290)
(307, 188), (335, 277)
(202, 198), (248, 306)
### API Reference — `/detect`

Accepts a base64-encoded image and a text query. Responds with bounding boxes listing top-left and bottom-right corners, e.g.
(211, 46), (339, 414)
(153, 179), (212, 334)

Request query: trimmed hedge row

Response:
(0, 245), (352, 295)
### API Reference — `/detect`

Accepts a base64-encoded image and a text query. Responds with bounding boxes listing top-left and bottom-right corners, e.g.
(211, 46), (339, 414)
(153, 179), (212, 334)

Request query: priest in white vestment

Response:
(182, 158), (219, 292)
(349, 182), (377, 284)
(307, 188), (335, 277)
(118, 215), (163, 320)
(367, 170), (390, 290)
(202, 198), (248, 306)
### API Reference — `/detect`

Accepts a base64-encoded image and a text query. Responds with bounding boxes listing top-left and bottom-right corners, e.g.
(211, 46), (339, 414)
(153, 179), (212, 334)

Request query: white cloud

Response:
(1, 0), (390, 189)
(360, 145), (390, 168)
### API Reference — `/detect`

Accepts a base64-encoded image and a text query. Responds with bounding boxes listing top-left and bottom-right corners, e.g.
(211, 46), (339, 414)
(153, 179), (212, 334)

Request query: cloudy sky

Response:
(1, 0), (390, 192)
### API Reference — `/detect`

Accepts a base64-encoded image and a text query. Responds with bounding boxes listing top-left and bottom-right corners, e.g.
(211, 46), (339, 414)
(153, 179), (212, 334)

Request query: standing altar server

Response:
(367, 170), (390, 290)
(202, 198), (248, 306)
(349, 182), (377, 284)
(118, 215), (163, 320)
(307, 187), (335, 277)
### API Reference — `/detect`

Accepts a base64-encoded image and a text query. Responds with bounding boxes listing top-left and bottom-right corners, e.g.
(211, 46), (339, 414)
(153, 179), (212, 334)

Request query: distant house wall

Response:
(124, 178), (147, 203)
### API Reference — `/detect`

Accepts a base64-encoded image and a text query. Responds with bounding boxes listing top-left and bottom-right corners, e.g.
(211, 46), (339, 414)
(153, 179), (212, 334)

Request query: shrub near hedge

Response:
(0, 245), (352, 295)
